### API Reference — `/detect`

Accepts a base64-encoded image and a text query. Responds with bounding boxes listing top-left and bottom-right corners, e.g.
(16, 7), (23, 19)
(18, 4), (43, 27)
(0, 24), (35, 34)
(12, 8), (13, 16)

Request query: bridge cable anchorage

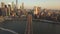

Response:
(25, 14), (33, 34)
(0, 27), (18, 34)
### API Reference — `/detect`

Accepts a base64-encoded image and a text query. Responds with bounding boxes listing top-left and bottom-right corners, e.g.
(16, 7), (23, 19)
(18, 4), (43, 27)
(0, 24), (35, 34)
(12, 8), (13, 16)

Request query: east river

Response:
(0, 17), (60, 34)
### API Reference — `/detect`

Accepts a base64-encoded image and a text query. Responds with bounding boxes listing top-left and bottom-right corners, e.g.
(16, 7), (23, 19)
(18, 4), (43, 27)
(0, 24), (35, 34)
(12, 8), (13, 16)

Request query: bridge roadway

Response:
(25, 14), (33, 34)
(25, 19), (33, 34)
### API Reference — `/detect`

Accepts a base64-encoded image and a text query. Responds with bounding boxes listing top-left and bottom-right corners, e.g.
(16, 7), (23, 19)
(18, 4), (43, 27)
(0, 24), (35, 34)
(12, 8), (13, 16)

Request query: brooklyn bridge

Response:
(0, 14), (60, 34)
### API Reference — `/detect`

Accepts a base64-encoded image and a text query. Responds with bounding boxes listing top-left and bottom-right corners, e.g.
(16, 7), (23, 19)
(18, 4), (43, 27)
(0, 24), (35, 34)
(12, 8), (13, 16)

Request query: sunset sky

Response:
(0, 0), (60, 9)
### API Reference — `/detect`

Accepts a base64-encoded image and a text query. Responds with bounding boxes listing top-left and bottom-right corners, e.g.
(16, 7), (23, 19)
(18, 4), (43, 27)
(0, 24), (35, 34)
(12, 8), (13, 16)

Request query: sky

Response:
(0, 0), (60, 9)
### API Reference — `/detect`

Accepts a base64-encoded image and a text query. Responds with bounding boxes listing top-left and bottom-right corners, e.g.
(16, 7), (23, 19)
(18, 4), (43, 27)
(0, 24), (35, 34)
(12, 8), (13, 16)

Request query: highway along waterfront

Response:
(0, 16), (60, 34)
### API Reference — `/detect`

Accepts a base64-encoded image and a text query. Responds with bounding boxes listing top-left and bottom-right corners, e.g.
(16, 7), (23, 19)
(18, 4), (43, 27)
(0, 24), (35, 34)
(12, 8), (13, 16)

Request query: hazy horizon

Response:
(0, 0), (60, 10)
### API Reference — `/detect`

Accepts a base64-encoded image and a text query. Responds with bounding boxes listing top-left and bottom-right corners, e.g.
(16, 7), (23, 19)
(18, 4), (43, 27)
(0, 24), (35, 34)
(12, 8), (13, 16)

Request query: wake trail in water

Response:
(0, 27), (18, 34)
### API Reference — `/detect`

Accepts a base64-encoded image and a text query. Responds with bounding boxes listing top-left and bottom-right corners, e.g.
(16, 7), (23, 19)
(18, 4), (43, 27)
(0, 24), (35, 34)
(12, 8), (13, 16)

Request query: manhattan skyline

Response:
(0, 0), (60, 10)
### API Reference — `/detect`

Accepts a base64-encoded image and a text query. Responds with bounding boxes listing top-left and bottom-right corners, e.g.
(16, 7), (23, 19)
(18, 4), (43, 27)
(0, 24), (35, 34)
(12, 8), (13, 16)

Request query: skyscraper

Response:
(33, 6), (41, 18)
(34, 6), (41, 15)
(21, 2), (24, 9)
(16, 0), (18, 9)
(12, 2), (14, 9)
(1, 2), (5, 8)
(8, 4), (11, 16)
(4, 5), (8, 16)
